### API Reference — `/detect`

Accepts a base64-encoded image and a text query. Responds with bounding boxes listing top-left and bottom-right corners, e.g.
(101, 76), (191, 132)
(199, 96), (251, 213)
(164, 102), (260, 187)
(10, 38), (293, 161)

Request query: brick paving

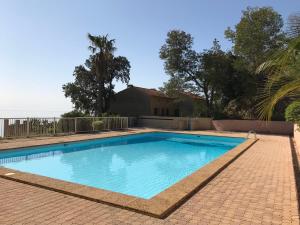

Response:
(0, 133), (299, 225)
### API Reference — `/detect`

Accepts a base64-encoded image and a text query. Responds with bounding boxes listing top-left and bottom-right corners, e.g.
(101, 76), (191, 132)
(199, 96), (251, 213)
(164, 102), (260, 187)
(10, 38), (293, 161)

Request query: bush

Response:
(92, 120), (104, 131)
(223, 99), (253, 119)
(61, 110), (88, 118)
(285, 101), (300, 123)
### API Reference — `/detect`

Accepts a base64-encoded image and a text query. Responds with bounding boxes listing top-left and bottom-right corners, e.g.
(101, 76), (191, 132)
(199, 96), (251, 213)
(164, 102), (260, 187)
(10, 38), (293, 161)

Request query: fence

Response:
(0, 117), (129, 139)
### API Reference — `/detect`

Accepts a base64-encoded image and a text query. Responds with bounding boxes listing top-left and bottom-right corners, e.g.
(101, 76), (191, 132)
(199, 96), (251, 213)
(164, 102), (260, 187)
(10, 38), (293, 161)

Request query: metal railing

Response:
(247, 130), (257, 139)
(0, 117), (129, 139)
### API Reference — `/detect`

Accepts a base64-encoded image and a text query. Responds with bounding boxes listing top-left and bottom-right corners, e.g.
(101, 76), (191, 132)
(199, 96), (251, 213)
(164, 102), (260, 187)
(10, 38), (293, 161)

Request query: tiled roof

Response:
(126, 85), (204, 100)
(128, 86), (173, 98)
(179, 92), (205, 100)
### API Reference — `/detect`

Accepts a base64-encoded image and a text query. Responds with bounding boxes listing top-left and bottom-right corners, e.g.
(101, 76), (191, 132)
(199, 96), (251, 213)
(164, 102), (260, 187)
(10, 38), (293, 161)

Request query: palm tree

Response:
(87, 34), (116, 116)
(256, 36), (300, 120)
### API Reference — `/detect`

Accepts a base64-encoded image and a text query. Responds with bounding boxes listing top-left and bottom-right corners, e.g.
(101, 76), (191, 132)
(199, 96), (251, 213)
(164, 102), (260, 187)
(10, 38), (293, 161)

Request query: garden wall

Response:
(212, 120), (294, 135)
(138, 116), (212, 130)
(294, 124), (300, 150)
(137, 117), (293, 135)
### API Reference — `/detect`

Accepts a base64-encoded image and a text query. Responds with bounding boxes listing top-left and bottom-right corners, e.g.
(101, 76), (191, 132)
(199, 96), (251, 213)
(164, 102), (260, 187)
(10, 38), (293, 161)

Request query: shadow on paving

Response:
(290, 137), (300, 216)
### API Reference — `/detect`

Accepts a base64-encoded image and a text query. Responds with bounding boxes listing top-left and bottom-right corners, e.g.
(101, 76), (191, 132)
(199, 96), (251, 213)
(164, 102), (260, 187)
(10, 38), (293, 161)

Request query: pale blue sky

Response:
(0, 0), (299, 117)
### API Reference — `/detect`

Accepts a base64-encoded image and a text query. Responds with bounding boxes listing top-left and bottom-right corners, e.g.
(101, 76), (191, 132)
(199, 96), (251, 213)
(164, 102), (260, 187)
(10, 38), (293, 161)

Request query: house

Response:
(109, 85), (205, 117)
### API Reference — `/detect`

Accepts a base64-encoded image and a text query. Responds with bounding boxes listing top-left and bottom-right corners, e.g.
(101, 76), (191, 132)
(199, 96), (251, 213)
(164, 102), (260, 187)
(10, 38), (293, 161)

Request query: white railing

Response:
(0, 117), (129, 139)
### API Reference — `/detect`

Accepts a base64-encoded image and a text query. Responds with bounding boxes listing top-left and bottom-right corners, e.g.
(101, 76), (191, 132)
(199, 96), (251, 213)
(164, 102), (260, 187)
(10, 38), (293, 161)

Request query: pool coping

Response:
(0, 131), (257, 219)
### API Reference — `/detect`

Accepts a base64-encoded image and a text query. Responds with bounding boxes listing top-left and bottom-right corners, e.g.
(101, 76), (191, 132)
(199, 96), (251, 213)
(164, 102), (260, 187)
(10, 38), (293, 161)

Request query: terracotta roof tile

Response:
(129, 86), (173, 98)
(126, 85), (204, 100)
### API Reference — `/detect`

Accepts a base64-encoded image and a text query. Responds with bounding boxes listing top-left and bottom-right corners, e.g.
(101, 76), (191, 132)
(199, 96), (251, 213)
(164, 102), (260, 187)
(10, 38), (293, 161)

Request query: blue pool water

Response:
(0, 132), (245, 199)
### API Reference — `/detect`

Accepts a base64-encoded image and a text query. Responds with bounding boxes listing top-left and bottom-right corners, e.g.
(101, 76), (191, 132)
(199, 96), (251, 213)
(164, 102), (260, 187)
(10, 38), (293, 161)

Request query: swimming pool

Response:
(0, 132), (245, 199)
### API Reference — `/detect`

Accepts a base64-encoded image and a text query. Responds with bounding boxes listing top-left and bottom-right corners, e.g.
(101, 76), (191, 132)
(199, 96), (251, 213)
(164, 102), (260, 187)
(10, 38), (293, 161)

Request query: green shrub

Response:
(61, 110), (88, 118)
(92, 120), (104, 131)
(285, 101), (300, 123)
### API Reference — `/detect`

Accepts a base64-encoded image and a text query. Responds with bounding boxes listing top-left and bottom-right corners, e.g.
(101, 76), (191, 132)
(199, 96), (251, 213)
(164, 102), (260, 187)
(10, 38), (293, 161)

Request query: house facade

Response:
(109, 85), (205, 117)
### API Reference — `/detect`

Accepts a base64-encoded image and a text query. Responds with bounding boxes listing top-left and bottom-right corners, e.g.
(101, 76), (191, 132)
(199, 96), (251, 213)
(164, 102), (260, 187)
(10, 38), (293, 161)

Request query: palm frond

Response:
(256, 37), (300, 120)
(257, 78), (300, 120)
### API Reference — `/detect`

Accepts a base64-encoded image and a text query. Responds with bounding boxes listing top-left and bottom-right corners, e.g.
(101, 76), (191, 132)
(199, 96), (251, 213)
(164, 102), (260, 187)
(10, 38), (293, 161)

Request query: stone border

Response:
(0, 131), (257, 218)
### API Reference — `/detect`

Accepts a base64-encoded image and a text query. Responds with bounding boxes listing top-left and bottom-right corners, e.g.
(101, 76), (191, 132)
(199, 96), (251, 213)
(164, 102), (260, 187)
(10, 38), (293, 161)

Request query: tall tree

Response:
(287, 12), (300, 38)
(224, 7), (287, 119)
(63, 34), (130, 116)
(256, 13), (300, 121)
(160, 30), (245, 116)
(160, 30), (211, 115)
(159, 76), (196, 98)
(225, 7), (285, 71)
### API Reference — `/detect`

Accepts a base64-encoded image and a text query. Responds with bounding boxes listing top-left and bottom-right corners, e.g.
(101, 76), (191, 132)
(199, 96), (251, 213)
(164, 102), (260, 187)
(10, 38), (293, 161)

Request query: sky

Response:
(0, 0), (299, 117)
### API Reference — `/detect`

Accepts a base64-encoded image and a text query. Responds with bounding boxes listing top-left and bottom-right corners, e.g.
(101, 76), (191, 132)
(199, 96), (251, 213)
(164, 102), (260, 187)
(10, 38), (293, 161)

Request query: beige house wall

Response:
(110, 86), (206, 117)
(110, 88), (152, 116)
(149, 97), (175, 116)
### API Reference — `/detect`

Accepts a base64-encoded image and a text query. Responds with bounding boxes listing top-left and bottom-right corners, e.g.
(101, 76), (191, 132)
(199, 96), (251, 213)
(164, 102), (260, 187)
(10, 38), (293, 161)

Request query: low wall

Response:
(138, 116), (188, 130)
(212, 120), (294, 135)
(294, 124), (300, 150)
(137, 116), (293, 135)
(138, 116), (212, 130)
(190, 118), (212, 130)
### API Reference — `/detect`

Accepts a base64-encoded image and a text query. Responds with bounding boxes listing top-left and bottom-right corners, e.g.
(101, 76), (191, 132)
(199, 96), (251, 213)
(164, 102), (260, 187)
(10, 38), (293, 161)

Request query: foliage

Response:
(159, 76), (207, 116)
(159, 30), (209, 112)
(222, 6), (287, 119)
(223, 99), (254, 119)
(160, 31), (233, 116)
(61, 110), (88, 118)
(63, 34), (130, 116)
(285, 101), (300, 123)
(159, 77), (196, 98)
(92, 120), (104, 131)
(160, 30), (256, 118)
(256, 36), (300, 120)
(100, 112), (120, 117)
(225, 7), (285, 71)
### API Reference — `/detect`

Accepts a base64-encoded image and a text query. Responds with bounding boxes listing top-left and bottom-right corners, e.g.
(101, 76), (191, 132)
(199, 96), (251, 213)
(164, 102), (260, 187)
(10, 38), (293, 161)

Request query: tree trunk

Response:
(104, 81), (113, 113)
(203, 85), (211, 117)
(95, 94), (102, 116)
(95, 78), (105, 116)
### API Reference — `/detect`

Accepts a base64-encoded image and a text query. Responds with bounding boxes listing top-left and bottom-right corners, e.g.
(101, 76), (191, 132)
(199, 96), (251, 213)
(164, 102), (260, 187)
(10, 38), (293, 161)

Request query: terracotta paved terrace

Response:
(0, 130), (299, 225)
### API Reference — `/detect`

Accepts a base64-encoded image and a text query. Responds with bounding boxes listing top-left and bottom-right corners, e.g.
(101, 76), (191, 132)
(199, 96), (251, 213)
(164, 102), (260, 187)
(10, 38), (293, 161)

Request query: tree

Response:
(224, 7), (287, 119)
(217, 53), (257, 119)
(159, 76), (196, 98)
(287, 12), (300, 38)
(199, 40), (230, 115)
(160, 30), (251, 117)
(285, 101), (300, 123)
(63, 34), (130, 116)
(225, 7), (285, 71)
(256, 36), (300, 120)
(61, 110), (87, 118)
(160, 30), (222, 116)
